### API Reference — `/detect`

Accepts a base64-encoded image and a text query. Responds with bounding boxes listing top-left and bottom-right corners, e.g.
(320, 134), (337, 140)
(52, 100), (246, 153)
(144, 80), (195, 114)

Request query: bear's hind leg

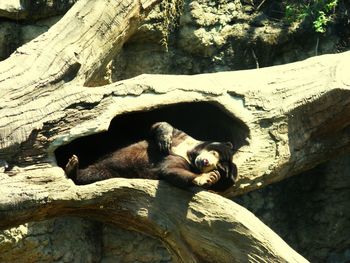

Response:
(65, 154), (79, 180)
(151, 122), (174, 154)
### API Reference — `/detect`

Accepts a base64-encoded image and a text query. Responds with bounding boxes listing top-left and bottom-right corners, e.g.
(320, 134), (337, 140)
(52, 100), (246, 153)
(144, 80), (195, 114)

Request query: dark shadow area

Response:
(55, 101), (249, 169)
(19, 0), (76, 21)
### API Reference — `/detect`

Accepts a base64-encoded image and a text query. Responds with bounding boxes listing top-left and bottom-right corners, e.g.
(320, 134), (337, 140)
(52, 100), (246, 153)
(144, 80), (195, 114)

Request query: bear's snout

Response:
(202, 158), (209, 166)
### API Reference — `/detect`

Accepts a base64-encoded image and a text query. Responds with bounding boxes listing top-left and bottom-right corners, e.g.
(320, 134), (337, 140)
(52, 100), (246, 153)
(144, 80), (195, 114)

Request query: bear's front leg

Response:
(192, 170), (221, 187)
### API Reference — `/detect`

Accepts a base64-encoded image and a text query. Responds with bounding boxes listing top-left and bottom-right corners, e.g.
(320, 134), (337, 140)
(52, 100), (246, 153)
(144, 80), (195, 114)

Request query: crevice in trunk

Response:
(55, 101), (249, 169)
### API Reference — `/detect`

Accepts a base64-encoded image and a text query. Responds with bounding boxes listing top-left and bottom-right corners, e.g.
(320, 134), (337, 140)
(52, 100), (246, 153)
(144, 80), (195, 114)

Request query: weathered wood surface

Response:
(1, 51), (350, 195)
(1, 0), (350, 262)
(0, 167), (309, 263)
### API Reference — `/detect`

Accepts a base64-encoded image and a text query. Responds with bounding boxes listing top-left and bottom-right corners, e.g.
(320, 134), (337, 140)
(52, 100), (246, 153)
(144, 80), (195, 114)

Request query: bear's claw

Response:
(65, 154), (79, 177)
(192, 170), (221, 187)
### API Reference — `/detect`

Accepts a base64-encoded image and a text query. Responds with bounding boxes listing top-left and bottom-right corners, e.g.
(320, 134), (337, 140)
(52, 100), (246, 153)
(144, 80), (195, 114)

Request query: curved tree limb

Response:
(0, 167), (308, 263)
(0, 0), (160, 103)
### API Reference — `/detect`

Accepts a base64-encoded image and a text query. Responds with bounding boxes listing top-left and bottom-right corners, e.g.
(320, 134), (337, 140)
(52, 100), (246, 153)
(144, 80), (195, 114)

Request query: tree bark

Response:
(0, 167), (308, 263)
(1, 0), (350, 262)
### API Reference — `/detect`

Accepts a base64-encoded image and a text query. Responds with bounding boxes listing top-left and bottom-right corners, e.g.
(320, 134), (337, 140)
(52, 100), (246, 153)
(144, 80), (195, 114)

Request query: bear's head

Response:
(188, 141), (237, 191)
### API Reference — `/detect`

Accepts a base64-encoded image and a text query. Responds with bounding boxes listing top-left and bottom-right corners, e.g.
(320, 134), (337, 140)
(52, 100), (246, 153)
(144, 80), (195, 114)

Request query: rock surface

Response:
(0, 217), (171, 263)
(0, 0), (77, 20)
(0, 22), (20, 61)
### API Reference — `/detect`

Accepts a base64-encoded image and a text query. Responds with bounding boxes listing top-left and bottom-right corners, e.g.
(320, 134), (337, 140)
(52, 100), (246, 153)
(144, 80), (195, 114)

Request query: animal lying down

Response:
(65, 122), (237, 192)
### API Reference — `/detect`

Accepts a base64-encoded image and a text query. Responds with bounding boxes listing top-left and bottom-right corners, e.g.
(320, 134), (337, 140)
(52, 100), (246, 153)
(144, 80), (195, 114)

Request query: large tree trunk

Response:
(1, 0), (350, 262)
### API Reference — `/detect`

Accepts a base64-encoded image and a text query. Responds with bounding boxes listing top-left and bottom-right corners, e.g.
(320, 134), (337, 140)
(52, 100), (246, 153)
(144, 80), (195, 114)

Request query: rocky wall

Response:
(0, 217), (171, 263)
(235, 154), (350, 263)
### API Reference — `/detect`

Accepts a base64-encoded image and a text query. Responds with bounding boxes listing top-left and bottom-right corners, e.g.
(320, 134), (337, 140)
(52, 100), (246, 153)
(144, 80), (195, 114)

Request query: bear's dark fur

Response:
(65, 122), (237, 191)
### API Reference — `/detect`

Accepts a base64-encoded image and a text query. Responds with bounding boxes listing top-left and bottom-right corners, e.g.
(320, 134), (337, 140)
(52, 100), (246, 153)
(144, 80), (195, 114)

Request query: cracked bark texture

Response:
(1, 0), (350, 262)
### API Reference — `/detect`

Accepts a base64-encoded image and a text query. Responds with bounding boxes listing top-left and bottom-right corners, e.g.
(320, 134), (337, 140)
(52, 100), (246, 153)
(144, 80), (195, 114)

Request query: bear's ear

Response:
(225, 142), (233, 149)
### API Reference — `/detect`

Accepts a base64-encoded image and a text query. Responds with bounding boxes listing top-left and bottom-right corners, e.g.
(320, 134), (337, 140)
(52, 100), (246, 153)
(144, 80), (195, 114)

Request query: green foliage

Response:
(284, 0), (338, 33)
(313, 11), (329, 33)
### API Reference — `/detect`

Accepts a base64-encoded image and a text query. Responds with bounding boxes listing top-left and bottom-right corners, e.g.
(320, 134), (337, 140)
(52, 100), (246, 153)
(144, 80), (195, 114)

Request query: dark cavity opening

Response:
(55, 102), (249, 169)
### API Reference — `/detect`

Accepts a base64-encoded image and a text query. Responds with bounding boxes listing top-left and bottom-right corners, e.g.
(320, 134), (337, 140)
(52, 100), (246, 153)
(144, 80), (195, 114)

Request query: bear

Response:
(65, 122), (237, 192)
